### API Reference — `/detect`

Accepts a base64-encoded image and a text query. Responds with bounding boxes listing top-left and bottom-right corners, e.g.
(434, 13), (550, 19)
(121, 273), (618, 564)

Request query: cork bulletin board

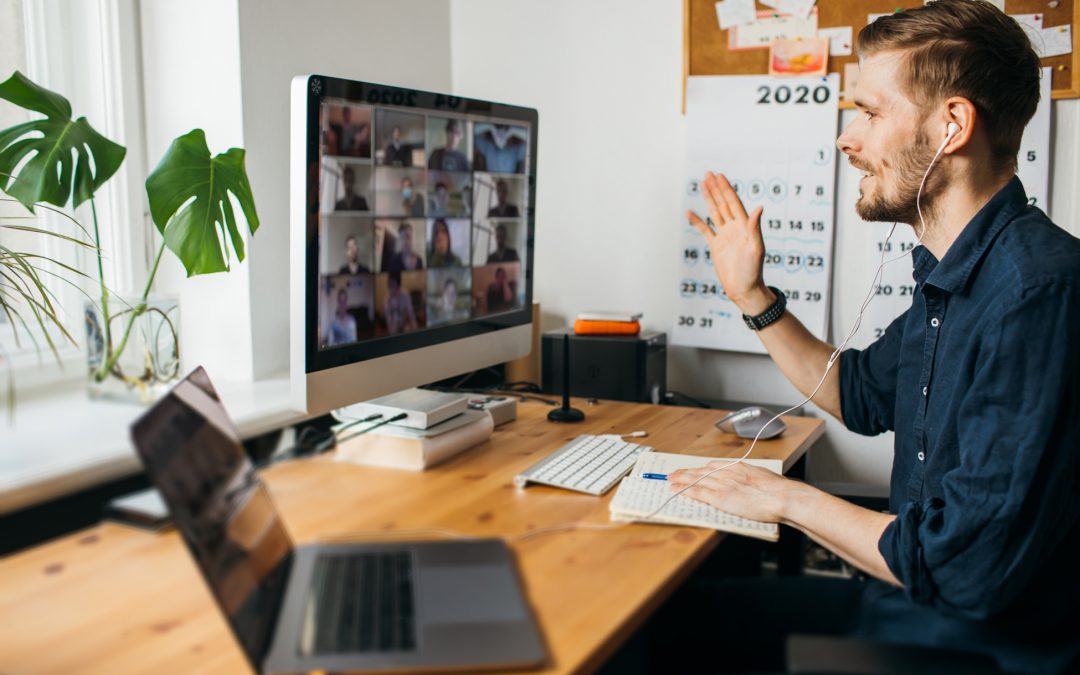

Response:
(684, 0), (1080, 109)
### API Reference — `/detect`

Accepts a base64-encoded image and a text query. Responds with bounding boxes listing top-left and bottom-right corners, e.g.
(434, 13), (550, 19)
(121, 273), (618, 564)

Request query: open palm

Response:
(687, 172), (766, 310)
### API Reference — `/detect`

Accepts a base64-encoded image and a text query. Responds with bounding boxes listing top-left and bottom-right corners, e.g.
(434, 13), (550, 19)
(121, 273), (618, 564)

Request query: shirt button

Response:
(930, 317), (940, 328)
(917, 451), (925, 461)
(922, 386), (928, 396)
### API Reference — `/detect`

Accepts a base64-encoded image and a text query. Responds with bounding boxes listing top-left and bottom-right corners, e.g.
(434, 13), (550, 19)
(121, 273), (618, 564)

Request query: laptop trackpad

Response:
(420, 565), (528, 624)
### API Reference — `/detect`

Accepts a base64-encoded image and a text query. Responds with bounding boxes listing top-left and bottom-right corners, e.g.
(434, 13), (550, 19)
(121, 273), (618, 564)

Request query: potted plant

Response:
(0, 71), (259, 405)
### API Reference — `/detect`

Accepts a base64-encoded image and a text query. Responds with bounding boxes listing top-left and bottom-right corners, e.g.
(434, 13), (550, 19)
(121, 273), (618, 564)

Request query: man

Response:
(383, 126), (411, 166)
(338, 234), (370, 275)
(334, 166), (368, 212)
(474, 123), (527, 173)
(663, 2), (1080, 672)
(428, 181), (451, 216)
(427, 118), (469, 171)
(338, 105), (370, 158)
(383, 270), (418, 335)
(328, 288), (357, 346)
(486, 223), (519, 263)
(487, 179), (520, 217)
(386, 221), (423, 272)
(400, 176), (424, 217)
(485, 266), (515, 313)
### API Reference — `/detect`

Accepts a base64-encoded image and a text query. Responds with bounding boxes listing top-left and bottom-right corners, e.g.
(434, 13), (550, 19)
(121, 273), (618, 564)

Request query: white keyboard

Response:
(513, 434), (653, 495)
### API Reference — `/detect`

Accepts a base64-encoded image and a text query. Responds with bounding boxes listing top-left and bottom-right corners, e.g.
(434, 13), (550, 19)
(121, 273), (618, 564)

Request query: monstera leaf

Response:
(0, 71), (126, 211)
(145, 129), (260, 276)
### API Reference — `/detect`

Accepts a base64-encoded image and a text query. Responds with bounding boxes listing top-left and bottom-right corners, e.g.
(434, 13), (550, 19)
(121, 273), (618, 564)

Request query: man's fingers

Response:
(687, 210), (714, 238)
(715, 173), (749, 221)
(705, 173), (735, 224)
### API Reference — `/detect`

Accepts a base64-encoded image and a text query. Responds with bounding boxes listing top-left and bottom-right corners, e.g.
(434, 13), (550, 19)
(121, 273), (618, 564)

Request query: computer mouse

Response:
(714, 406), (786, 440)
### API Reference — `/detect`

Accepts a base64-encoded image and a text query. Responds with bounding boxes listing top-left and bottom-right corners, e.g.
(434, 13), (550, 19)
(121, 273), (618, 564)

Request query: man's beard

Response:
(855, 130), (945, 227)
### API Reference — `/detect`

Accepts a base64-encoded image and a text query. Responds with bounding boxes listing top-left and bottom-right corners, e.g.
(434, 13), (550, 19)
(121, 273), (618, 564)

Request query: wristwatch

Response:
(742, 286), (787, 331)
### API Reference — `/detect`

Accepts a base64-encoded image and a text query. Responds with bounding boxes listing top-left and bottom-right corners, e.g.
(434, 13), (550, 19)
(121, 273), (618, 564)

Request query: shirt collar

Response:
(913, 176), (1028, 293)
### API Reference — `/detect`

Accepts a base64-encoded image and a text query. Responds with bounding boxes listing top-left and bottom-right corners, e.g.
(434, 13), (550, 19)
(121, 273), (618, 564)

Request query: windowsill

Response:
(0, 376), (305, 515)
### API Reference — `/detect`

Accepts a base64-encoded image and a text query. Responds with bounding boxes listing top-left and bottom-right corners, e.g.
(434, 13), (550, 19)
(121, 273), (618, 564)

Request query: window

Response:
(0, 0), (150, 389)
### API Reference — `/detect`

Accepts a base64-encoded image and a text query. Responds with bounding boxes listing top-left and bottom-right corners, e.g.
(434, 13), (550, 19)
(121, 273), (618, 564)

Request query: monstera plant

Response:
(0, 70), (259, 405)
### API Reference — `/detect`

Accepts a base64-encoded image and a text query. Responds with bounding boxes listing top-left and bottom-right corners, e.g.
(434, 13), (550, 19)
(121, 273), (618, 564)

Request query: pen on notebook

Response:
(641, 473), (668, 481)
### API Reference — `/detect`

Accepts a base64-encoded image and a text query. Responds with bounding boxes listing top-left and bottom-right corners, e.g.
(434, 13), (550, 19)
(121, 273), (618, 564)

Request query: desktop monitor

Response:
(290, 75), (537, 415)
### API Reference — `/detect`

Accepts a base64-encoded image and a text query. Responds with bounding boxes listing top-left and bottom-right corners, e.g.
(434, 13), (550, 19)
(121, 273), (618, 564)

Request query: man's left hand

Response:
(668, 461), (795, 523)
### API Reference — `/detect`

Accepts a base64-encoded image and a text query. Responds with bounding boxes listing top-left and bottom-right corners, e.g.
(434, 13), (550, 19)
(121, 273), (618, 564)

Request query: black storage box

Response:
(541, 329), (667, 404)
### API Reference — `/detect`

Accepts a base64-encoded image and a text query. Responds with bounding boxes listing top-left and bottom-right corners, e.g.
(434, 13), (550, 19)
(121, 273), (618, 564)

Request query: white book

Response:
(335, 409), (494, 471)
(609, 452), (781, 542)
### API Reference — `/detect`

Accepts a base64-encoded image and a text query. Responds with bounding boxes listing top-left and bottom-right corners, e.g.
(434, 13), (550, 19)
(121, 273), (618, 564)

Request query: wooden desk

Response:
(0, 399), (824, 675)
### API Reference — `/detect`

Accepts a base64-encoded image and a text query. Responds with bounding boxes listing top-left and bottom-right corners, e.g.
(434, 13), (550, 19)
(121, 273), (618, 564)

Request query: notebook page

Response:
(633, 451), (781, 476)
(609, 463), (780, 542)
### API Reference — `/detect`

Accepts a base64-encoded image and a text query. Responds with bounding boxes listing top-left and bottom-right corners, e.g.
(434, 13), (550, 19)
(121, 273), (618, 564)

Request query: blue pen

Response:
(641, 473), (668, 481)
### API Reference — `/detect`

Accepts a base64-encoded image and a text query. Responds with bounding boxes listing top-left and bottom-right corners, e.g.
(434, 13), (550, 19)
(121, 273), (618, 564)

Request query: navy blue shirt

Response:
(840, 177), (1080, 673)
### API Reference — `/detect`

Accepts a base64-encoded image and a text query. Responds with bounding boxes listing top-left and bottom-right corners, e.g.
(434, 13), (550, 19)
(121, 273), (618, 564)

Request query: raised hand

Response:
(687, 172), (773, 315)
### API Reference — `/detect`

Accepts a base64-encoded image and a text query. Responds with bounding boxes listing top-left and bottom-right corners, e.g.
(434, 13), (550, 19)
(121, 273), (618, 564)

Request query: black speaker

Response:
(542, 329), (667, 404)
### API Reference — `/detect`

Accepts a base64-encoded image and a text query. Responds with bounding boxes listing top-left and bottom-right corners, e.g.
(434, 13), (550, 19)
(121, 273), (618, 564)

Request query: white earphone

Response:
(943, 122), (960, 147)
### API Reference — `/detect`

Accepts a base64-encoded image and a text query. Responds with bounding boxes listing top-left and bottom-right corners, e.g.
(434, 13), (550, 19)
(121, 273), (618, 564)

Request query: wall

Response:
(141, 0), (453, 382)
(450, 0), (1080, 488)
(236, 0), (453, 379)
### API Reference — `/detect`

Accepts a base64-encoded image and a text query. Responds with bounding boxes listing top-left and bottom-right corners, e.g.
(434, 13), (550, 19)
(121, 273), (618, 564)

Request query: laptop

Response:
(130, 367), (546, 674)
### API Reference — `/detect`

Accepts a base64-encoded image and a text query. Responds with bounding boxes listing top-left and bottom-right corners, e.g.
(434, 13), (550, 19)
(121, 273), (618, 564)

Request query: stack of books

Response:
(573, 311), (642, 336)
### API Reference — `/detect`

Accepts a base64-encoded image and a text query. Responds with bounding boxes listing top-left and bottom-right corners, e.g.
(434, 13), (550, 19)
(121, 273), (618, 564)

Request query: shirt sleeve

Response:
(839, 308), (909, 436)
(878, 281), (1080, 619)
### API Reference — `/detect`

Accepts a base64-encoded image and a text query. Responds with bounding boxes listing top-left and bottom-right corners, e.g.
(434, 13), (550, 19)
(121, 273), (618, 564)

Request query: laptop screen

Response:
(130, 367), (293, 670)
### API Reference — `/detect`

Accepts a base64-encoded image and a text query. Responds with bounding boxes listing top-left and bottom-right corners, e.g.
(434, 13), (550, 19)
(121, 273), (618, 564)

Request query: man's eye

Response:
(865, 111), (877, 120)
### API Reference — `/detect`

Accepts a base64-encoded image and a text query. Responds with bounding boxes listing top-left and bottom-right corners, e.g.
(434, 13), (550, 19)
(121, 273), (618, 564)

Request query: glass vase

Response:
(85, 295), (181, 404)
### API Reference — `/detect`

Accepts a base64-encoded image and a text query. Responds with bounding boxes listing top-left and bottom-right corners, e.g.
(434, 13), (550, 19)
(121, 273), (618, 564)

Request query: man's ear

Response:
(942, 97), (977, 154)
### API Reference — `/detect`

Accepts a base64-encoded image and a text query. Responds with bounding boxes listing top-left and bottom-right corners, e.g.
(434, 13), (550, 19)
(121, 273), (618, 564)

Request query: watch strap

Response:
(742, 287), (787, 331)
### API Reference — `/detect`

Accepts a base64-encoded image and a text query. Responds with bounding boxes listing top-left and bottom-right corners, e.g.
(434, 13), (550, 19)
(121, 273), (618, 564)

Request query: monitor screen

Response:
(299, 75), (537, 376)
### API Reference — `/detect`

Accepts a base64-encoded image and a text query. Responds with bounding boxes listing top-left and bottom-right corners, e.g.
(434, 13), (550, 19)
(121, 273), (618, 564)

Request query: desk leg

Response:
(778, 454), (807, 576)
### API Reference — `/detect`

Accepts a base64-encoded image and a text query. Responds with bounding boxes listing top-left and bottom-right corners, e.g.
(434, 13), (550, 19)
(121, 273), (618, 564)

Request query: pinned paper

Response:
(818, 26), (854, 56)
(761, 0), (817, 20)
(770, 37), (829, 76)
(715, 0), (757, 30)
(730, 9), (818, 51)
(1036, 24), (1073, 58)
(1012, 13), (1045, 49)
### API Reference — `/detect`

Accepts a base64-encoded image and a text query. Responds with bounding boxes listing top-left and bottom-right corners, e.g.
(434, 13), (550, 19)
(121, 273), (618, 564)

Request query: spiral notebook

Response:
(608, 452), (781, 542)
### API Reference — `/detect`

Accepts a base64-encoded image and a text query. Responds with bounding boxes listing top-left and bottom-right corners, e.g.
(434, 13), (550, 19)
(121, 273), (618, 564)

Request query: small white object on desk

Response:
(336, 388), (467, 430)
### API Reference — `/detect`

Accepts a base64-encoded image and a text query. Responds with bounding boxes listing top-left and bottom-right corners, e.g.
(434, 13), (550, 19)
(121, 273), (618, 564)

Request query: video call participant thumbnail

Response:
(375, 109), (425, 167)
(335, 166), (369, 212)
(320, 274), (375, 348)
(473, 123), (527, 174)
(377, 269), (424, 335)
(325, 103), (371, 158)
(382, 220), (425, 272)
(427, 268), (471, 326)
(473, 263), (521, 315)
(427, 218), (469, 268)
(339, 234), (370, 275)
(487, 178), (520, 218)
(427, 171), (472, 218)
(487, 222), (520, 263)
(428, 118), (469, 172)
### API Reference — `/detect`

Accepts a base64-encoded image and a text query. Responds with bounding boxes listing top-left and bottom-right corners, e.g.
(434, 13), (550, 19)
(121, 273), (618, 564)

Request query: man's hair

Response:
(857, 0), (1040, 169)
(345, 234), (356, 245)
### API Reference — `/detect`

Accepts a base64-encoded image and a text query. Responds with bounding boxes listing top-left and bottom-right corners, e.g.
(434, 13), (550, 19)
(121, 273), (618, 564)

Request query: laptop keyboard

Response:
(303, 551), (417, 655)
